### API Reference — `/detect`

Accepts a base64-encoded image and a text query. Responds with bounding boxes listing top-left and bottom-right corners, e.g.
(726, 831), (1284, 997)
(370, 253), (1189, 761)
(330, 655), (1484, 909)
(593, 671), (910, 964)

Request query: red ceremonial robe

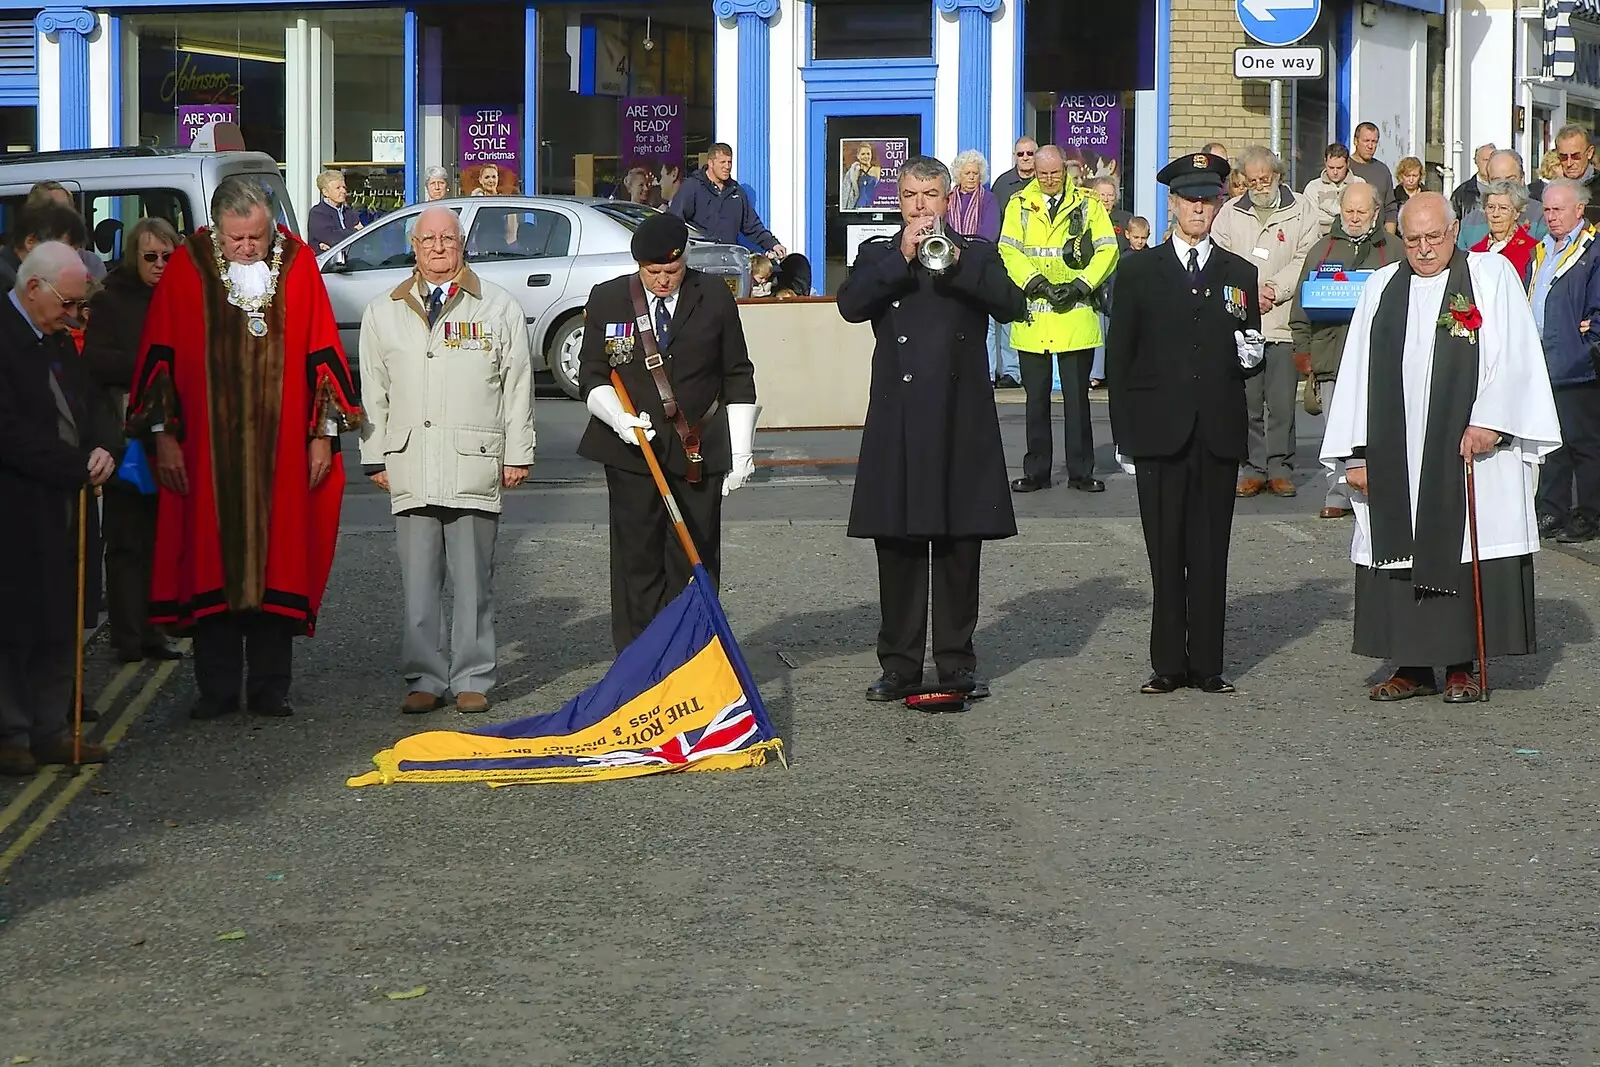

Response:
(128, 226), (362, 635)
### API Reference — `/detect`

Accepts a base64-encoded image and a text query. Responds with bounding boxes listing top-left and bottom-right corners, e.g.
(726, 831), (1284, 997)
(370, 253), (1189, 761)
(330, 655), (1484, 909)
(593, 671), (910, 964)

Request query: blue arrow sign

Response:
(1237, 0), (1321, 48)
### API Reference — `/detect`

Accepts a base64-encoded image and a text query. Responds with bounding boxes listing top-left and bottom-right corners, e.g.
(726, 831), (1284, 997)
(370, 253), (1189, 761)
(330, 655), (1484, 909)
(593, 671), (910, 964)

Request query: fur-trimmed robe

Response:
(128, 226), (362, 635)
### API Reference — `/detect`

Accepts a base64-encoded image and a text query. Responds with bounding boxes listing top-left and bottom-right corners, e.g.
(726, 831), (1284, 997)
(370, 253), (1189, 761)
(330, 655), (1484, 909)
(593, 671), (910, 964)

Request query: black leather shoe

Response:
(189, 699), (238, 721)
(1140, 673), (1187, 694)
(866, 672), (921, 702)
(938, 667), (992, 698)
(142, 641), (184, 661)
(1191, 673), (1236, 694)
(1010, 477), (1050, 493)
(250, 701), (294, 718)
(1067, 477), (1106, 493)
(1558, 514), (1599, 543)
(996, 375), (1022, 389)
(1538, 513), (1565, 539)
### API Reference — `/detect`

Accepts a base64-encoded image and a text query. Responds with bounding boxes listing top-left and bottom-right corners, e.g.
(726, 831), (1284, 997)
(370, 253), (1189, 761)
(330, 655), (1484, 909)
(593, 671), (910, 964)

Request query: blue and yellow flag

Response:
(348, 564), (783, 787)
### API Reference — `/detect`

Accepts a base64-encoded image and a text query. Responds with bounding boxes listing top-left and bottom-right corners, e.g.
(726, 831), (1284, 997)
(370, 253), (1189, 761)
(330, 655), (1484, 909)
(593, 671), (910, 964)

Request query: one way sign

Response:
(1236, 0), (1321, 48)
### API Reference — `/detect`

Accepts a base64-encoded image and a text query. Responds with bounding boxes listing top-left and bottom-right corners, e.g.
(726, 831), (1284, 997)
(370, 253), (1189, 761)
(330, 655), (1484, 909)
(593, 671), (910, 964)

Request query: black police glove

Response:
(1047, 279), (1091, 310)
(1023, 275), (1053, 300)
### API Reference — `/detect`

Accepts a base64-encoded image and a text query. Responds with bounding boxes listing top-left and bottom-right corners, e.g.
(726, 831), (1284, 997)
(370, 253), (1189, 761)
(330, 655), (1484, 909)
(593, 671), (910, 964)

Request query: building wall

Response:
(1166, 0), (1285, 158)
(1349, 5), (1428, 163)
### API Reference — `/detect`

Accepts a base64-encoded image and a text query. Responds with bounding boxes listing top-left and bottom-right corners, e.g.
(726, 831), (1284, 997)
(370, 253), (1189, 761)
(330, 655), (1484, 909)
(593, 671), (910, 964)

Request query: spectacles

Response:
(414, 233), (461, 248)
(142, 251), (172, 264)
(1402, 231), (1452, 249)
(1559, 150), (1590, 162)
(40, 278), (88, 311)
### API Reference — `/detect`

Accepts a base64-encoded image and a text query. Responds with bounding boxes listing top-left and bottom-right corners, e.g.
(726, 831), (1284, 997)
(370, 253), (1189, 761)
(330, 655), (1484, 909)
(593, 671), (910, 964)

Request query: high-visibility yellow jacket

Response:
(998, 178), (1120, 353)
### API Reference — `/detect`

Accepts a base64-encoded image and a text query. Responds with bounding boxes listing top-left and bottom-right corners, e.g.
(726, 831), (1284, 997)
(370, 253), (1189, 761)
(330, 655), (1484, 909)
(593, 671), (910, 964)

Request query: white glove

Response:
(722, 402), (758, 496)
(1235, 329), (1266, 369)
(586, 385), (655, 446)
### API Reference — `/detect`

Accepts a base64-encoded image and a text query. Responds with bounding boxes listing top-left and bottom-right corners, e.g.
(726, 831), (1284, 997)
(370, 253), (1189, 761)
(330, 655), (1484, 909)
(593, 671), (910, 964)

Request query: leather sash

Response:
(628, 275), (718, 483)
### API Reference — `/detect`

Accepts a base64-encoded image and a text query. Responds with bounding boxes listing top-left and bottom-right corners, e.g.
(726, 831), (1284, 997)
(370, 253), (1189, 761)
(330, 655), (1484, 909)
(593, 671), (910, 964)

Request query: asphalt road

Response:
(3, 394), (1599, 1066)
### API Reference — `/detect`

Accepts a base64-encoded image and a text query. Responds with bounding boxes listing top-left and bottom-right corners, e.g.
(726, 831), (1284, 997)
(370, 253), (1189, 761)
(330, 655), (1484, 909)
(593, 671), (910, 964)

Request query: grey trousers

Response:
(396, 506), (499, 696)
(1244, 341), (1298, 481)
(1321, 375), (1350, 510)
(0, 636), (73, 747)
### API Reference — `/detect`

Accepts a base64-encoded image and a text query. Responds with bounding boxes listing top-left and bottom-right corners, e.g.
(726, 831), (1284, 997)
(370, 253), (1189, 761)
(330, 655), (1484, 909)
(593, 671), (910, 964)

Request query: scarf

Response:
(1366, 250), (1479, 596)
(947, 188), (984, 237)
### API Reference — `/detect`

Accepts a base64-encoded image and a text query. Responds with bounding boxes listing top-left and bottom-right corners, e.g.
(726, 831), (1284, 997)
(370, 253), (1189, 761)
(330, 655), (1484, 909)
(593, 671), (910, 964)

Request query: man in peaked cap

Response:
(1105, 152), (1266, 695)
(576, 212), (759, 652)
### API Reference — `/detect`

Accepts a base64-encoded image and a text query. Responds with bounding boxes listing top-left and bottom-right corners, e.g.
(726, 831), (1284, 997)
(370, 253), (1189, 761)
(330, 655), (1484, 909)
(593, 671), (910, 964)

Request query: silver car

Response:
(318, 195), (750, 398)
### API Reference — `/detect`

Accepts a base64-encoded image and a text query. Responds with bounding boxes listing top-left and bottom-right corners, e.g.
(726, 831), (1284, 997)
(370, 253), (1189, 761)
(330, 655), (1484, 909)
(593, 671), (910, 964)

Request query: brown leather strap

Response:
(628, 275), (717, 483)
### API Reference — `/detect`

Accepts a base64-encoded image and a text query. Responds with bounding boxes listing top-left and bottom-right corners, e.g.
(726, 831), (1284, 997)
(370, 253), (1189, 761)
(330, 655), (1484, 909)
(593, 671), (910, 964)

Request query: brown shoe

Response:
(0, 742), (37, 776)
(455, 691), (490, 714)
(1319, 507), (1352, 519)
(1442, 670), (1484, 703)
(1369, 673), (1439, 702)
(1236, 478), (1266, 497)
(1267, 478), (1298, 497)
(401, 690), (446, 714)
(31, 735), (109, 766)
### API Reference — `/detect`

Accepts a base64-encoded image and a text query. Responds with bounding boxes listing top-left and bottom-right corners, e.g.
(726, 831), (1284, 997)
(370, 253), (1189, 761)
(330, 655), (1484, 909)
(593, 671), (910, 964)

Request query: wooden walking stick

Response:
(73, 484), (88, 764)
(1464, 454), (1489, 702)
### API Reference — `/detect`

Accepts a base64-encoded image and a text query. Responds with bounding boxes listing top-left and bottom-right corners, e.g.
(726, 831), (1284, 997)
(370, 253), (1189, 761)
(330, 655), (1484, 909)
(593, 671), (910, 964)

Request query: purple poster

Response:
(840, 138), (911, 213)
(618, 96), (685, 207)
(1054, 93), (1123, 183)
(459, 107), (521, 192)
(177, 104), (236, 148)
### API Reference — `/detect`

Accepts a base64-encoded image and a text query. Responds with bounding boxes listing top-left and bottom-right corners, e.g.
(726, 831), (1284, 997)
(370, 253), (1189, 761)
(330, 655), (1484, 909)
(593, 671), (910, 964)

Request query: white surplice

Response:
(1320, 251), (1562, 568)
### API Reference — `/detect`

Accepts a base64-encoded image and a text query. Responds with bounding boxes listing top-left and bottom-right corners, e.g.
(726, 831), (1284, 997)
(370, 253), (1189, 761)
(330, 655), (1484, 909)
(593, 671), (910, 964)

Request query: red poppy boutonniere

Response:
(1438, 293), (1483, 344)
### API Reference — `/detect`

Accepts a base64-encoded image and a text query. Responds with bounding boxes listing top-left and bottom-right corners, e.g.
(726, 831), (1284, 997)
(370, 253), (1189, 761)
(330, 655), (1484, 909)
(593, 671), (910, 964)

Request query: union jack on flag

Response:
(578, 698), (760, 769)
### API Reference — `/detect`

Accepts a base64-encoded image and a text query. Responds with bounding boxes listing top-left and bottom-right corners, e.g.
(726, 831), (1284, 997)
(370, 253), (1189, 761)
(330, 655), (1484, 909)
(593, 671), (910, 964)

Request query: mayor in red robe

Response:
(128, 177), (361, 719)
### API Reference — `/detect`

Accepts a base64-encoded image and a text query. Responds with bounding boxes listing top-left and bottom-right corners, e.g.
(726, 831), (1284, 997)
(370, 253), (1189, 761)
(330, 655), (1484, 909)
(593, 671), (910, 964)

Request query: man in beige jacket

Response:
(1300, 141), (1366, 237)
(1211, 144), (1320, 496)
(358, 206), (536, 714)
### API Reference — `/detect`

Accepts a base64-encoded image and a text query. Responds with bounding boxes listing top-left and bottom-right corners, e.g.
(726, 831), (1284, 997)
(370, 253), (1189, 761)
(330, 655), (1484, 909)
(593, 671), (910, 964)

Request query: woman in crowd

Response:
(81, 217), (184, 664)
(424, 166), (450, 201)
(945, 150), (1000, 242)
(1392, 156), (1426, 215)
(1468, 178), (1538, 284)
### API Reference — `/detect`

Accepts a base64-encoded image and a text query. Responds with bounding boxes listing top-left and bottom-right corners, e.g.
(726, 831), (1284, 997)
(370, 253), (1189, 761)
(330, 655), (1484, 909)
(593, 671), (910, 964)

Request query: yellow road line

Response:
(0, 767), (60, 837)
(92, 659), (143, 717)
(0, 643), (187, 875)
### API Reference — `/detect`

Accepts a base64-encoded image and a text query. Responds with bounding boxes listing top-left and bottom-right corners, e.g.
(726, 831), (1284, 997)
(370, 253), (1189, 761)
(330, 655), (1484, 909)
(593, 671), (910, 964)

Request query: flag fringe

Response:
(345, 739), (783, 789)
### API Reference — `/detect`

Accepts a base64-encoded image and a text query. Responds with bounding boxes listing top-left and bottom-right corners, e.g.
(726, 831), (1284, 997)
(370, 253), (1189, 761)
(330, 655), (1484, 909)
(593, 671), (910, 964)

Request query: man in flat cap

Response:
(1106, 152), (1266, 694)
(577, 212), (758, 651)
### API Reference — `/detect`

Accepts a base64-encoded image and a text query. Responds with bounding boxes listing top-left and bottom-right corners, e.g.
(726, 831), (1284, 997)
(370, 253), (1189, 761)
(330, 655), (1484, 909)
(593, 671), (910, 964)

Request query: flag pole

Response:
(1465, 454), (1489, 702)
(73, 484), (88, 764)
(609, 372), (787, 768)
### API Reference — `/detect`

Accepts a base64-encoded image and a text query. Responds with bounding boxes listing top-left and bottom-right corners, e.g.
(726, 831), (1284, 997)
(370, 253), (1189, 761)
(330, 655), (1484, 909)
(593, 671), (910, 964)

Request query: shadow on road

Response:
(1229, 576), (1351, 679)
(978, 575), (1146, 679)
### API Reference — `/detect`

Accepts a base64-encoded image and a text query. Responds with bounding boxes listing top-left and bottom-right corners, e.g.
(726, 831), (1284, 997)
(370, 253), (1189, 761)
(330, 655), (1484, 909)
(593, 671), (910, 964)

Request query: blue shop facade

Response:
(10, 0), (1164, 290)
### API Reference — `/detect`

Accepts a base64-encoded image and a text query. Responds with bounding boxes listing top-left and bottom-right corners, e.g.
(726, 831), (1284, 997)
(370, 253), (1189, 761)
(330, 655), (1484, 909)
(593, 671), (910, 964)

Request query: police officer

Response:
(577, 213), (759, 652)
(999, 145), (1120, 493)
(1106, 153), (1266, 695)
(838, 156), (1027, 703)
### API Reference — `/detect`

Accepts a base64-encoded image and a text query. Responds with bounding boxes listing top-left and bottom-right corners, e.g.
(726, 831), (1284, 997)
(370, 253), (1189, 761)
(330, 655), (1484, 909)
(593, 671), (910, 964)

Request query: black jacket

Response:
(307, 200), (358, 252)
(82, 267), (157, 491)
(991, 167), (1031, 212)
(1106, 241), (1264, 461)
(0, 297), (115, 647)
(666, 170), (777, 250)
(838, 232), (1026, 540)
(577, 268), (756, 477)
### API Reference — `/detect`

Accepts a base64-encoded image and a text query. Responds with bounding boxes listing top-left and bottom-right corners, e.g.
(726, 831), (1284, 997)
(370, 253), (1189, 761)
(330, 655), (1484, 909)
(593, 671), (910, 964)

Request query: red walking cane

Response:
(1464, 455), (1489, 702)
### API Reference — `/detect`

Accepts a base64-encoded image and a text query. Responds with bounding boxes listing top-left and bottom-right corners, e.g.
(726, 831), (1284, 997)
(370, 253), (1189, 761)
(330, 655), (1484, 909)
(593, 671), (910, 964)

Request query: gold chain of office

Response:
(211, 230), (286, 338)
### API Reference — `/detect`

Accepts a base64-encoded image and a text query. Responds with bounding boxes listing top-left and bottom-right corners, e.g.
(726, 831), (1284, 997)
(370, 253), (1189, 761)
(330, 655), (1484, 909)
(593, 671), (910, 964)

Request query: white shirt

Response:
(226, 259), (271, 300)
(1170, 232), (1213, 271)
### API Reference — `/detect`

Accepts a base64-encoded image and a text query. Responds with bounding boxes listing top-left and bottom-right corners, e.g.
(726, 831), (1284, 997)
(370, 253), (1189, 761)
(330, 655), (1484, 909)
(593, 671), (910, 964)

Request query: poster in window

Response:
(1053, 93), (1122, 183)
(595, 19), (628, 97)
(618, 96), (684, 207)
(840, 138), (909, 213)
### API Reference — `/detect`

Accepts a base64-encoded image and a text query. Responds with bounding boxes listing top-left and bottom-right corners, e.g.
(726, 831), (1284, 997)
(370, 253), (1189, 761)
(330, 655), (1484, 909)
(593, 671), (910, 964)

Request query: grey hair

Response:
(1340, 180), (1382, 213)
(1091, 175), (1120, 194)
(1544, 176), (1594, 207)
(950, 149), (989, 187)
(15, 240), (88, 292)
(1556, 124), (1592, 147)
(1488, 148), (1526, 179)
(1397, 191), (1457, 232)
(413, 204), (464, 238)
(1480, 177), (1529, 215)
(210, 176), (272, 222)
(898, 155), (951, 194)
(120, 216), (181, 274)
(1237, 144), (1283, 178)
(425, 166), (448, 183)
(315, 168), (344, 195)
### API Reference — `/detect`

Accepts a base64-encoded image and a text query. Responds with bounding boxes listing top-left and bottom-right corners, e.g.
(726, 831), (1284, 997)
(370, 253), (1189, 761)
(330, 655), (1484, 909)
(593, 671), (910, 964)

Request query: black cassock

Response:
(1106, 241), (1262, 680)
(577, 269), (756, 652)
(839, 232), (1025, 683)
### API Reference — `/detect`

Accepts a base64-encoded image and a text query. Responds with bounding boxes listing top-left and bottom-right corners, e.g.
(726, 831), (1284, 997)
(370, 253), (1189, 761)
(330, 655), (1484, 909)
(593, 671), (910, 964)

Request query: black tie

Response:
(1048, 196), (1061, 221)
(1186, 246), (1202, 286)
(654, 296), (672, 348)
(427, 285), (445, 327)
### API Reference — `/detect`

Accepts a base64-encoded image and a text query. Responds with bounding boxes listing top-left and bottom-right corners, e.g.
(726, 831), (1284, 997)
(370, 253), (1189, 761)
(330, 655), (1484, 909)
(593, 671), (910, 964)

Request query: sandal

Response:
(1369, 674), (1439, 701)
(1442, 670), (1484, 703)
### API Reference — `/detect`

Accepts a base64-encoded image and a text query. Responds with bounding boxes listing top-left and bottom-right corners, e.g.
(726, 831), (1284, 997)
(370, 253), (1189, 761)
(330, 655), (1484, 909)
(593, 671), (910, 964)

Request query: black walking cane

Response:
(1465, 455), (1489, 702)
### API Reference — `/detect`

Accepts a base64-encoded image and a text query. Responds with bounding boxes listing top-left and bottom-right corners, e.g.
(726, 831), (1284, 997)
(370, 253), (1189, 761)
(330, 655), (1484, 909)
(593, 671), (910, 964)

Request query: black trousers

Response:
(874, 537), (982, 680)
(102, 487), (160, 656)
(1536, 381), (1600, 523)
(1133, 434), (1238, 678)
(191, 611), (296, 712)
(1019, 349), (1096, 483)
(605, 465), (723, 654)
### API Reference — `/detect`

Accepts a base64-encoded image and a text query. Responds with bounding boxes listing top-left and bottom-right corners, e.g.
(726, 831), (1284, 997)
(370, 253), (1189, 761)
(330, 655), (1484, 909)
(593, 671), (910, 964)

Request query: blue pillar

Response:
(939, 0), (1001, 157)
(37, 8), (95, 151)
(403, 8), (418, 200)
(714, 0), (777, 223)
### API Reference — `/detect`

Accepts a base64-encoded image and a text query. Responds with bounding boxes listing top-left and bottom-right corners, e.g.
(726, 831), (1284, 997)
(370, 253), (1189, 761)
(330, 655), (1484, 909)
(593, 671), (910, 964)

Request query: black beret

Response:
(630, 212), (689, 264)
(1158, 152), (1231, 199)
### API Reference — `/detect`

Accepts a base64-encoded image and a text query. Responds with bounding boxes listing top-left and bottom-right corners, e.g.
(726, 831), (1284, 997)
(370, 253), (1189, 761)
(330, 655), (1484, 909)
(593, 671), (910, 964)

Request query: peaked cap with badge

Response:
(1158, 153), (1231, 199)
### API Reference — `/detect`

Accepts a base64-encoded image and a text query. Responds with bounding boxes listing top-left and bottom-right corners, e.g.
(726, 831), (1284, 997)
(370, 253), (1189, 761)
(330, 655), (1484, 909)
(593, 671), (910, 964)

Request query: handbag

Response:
(116, 437), (158, 495)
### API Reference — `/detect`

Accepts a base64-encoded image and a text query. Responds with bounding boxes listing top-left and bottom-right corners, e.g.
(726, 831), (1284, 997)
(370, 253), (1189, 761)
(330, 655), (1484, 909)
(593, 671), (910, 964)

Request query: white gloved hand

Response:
(1235, 328), (1266, 369)
(586, 384), (655, 446)
(722, 402), (758, 496)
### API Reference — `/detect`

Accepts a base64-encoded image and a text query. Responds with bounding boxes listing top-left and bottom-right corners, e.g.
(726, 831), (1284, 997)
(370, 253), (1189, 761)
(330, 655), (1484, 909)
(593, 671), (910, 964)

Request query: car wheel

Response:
(546, 314), (584, 399)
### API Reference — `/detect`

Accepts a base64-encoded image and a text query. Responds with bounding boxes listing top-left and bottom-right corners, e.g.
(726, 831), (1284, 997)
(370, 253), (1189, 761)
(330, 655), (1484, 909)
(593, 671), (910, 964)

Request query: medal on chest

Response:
(246, 312), (268, 338)
(1222, 285), (1248, 321)
(604, 322), (636, 366)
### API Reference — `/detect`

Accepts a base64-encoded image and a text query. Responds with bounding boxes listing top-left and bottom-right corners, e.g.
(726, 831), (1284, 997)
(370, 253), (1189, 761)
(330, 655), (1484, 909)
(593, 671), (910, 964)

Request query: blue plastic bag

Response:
(117, 437), (157, 495)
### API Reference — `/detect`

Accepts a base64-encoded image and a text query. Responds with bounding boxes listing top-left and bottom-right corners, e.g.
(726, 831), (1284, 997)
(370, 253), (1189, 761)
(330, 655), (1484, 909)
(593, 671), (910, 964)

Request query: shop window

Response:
(466, 208), (572, 262)
(813, 1), (932, 61)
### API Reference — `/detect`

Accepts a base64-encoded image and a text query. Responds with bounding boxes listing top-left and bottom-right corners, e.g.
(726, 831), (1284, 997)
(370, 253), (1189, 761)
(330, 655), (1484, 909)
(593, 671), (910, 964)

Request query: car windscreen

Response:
(592, 202), (715, 242)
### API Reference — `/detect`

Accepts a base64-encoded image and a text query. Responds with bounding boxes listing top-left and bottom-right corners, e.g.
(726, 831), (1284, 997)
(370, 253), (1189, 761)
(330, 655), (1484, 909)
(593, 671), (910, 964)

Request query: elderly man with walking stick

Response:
(1321, 192), (1560, 703)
